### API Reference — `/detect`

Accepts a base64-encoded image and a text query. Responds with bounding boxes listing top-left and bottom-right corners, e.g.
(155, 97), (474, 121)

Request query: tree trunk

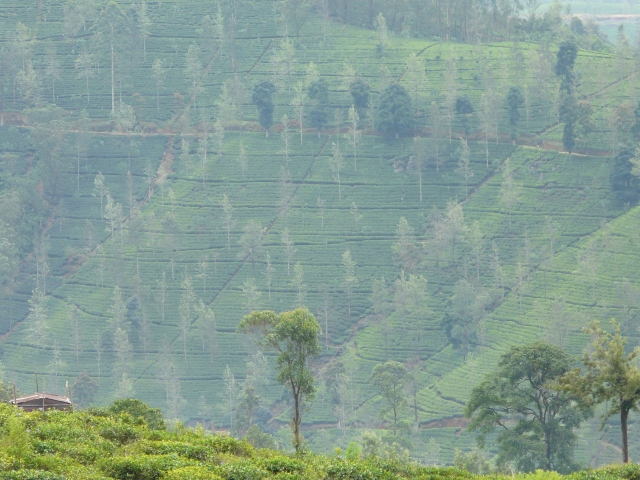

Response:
(111, 42), (115, 114)
(369, 0), (374, 28)
(393, 406), (397, 436)
(621, 404), (629, 463)
(452, 239), (455, 264)
(544, 428), (553, 470)
(292, 387), (302, 451)
(485, 131), (489, 167)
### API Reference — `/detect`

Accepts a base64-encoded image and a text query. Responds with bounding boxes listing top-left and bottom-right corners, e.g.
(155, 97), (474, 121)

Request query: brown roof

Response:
(10, 393), (72, 405)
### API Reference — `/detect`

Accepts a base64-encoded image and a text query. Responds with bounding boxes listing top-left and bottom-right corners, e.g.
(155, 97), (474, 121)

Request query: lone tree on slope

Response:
(506, 86), (525, 139)
(611, 145), (640, 204)
(561, 320), (640, 465)
(308, 78), (329, 135)
(370, 360), (409, 437)
(350, 78), (371, 119)
(252, 80), (276, 137)
(467, 342), (591, 473)
(239, 309), (321, 452)
(375, 83), (414, 138)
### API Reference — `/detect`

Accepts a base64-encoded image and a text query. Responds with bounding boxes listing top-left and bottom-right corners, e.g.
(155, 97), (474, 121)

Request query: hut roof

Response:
(10, 393), (72, 411)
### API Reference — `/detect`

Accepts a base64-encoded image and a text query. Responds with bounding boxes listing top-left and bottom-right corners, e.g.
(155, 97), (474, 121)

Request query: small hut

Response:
(10, 393), (72, 412)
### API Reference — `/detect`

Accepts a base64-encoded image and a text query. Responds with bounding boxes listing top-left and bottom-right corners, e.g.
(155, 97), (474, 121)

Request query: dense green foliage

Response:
(308, 79), (330, 133)
(560, 320), (640, 464)
(610, 147), (640, 203)
(375, 84), (414, 137)
(0, 402), (638, 479)
(252, 81), (277, 136)
(466, 343), (591, 473)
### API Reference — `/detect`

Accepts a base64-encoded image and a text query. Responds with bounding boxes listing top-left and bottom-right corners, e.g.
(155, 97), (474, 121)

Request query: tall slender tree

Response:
(342, 250), (358, 317)
(238, 221), (266, 273)
(240, 309), (321, 452)
(329, 143), (345, 201)
(93, 2), (129, 114)
(221, 194), (234, 252)
(179, 275), (196, 359)
(561, 320), (640, 464)
(185, 45), (204, 113)
(370, 361), (408, 436)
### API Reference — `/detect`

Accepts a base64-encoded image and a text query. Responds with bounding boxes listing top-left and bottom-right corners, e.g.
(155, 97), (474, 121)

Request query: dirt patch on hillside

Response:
(419, 416), (469, 430)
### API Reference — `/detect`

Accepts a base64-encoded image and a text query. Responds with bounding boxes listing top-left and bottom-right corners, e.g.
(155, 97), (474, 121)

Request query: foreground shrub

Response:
(0, 471), (65, 480)
(568, 464), (640, 480)
(213, 461), (268, 480)
(99, 454), (189, 480)
(106, 400), (165, 431)
(260, 456), (303, 474)
(201, 436), (254, 457)
(164, 466), (223, 480)
(134, 440), (211, 461)
(0, 401), (636, 480)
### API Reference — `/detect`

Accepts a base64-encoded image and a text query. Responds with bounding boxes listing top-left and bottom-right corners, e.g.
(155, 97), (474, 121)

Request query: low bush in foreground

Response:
(0, 402), (635, 480)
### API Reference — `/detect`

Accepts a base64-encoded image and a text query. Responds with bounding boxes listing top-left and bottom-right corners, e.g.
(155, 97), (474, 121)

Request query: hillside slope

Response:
(0, 0), (638, 465)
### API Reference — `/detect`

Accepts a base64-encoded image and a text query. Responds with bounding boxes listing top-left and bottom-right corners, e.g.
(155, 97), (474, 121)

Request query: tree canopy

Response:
(375, 83), (414, 138)
(350, 78), (371, 113)
(308, 78), (329, 133)
(560, 320), (640, 464)
(506, 87), (524, 127)
(239, 308), (321, 451)
(610, 146), (640, 204)
(370, 360), (408, 437)
(252, 80), (276, 136)
(555, 40), (578, 79)
(466, 342), (590, 473)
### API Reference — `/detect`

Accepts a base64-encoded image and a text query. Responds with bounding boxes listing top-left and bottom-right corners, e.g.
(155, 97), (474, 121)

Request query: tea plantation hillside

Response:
(1, 0), (640, 466)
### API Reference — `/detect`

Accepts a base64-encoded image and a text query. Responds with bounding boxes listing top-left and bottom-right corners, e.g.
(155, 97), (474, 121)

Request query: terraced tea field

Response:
(1, 0), (640, 465)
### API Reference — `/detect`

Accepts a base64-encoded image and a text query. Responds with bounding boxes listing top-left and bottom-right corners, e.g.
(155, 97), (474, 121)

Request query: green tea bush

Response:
(324, 459), (387, 480)
(201, 436), (254, 457)
(413, 467), (473, 480)
(212, 461), (268, 480)
(568, 464), (640, 480)
(98, 419), (141, 446)
(99, 454), (189, 480)
(517, 471), (564, 480)
(106, 400), (166, 431)
(61, 444), (109, 465)
(163, 466), (223, 480)
(0, 454), (21, 473)
(260, 456), (304, 474)
(0, 471), (65, 480)
(134, 440), (211, 461)
(0, 403), (637, 480)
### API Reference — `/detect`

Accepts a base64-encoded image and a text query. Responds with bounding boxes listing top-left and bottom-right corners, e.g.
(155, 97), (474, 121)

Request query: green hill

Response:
(1, 0), (640, 467)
